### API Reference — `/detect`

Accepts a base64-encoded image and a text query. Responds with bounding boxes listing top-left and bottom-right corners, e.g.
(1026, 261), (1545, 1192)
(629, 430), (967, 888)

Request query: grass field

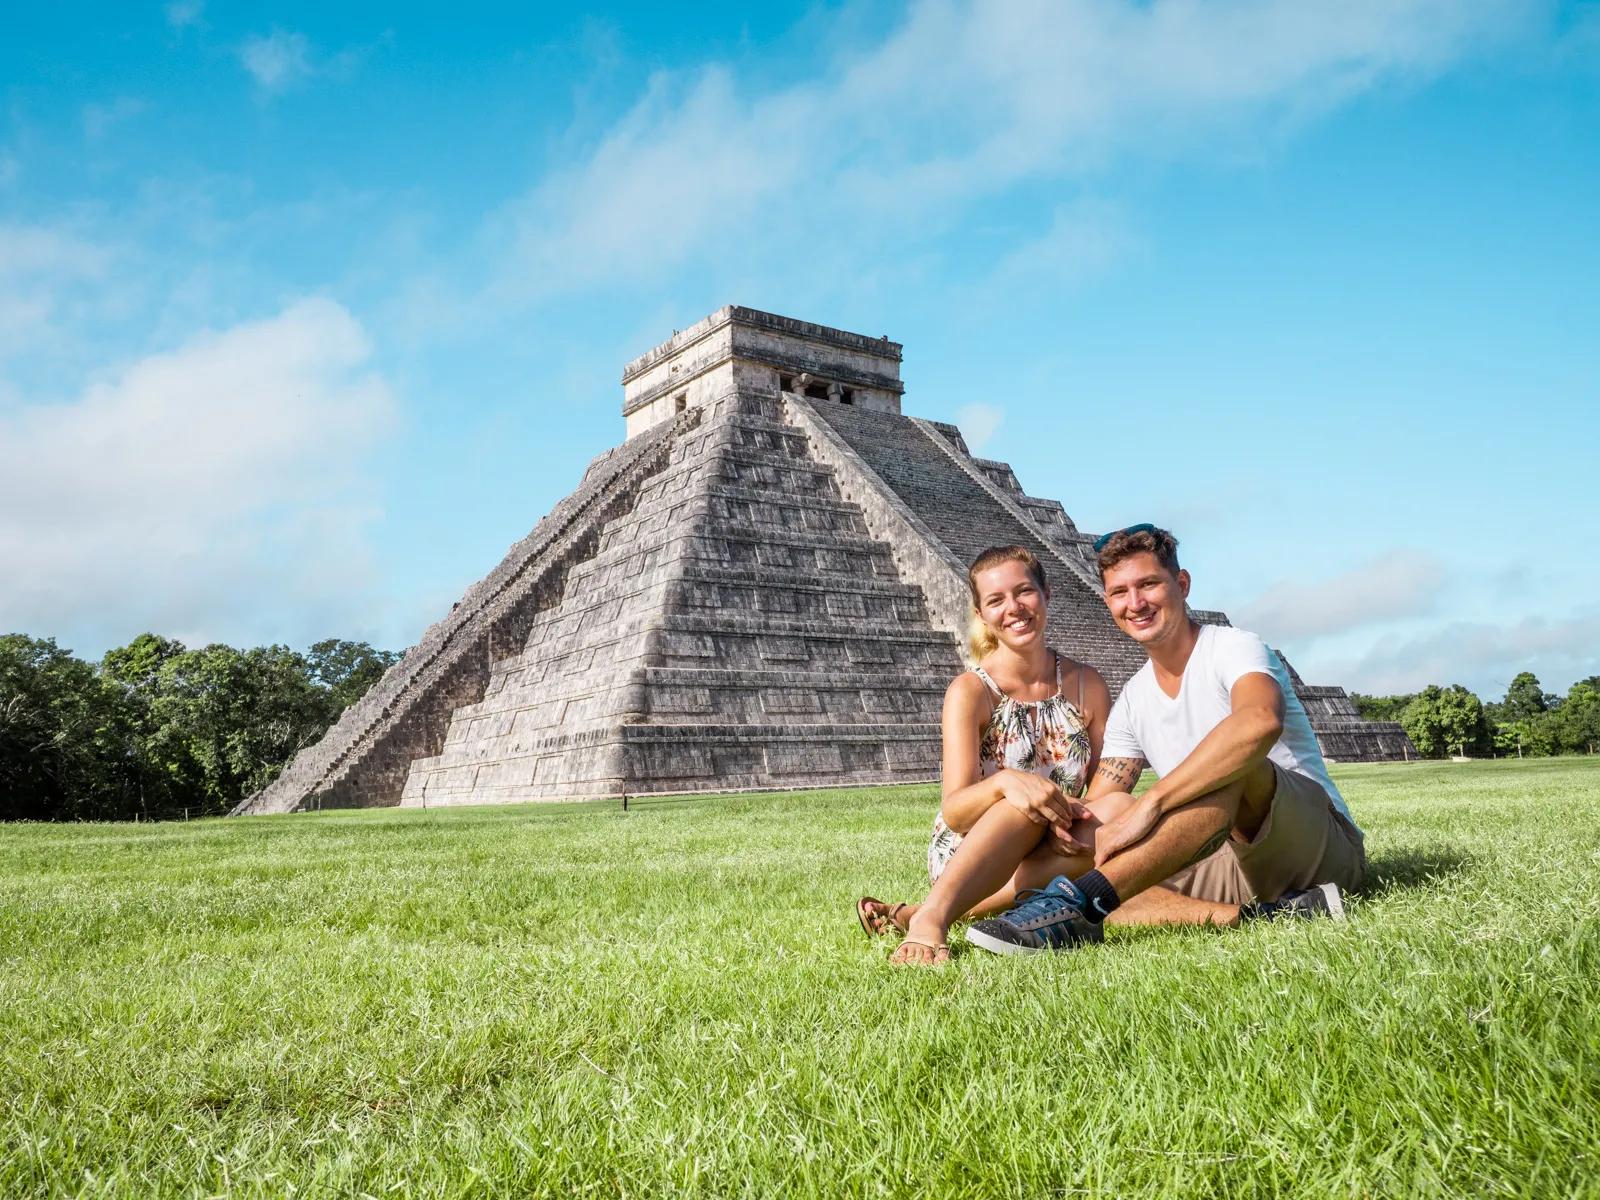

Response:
(2, 758), (1598, 1198)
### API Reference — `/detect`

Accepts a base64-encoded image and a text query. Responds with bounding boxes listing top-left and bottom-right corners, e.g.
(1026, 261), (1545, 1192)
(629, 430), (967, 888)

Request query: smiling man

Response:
(965, 525), (1366, 955)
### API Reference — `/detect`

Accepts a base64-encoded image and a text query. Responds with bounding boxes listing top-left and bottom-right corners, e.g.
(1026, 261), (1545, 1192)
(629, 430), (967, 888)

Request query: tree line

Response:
(1, 633), (399, 822)
(5, 630), (1595, 821)
(1353, 672), (1600, 760)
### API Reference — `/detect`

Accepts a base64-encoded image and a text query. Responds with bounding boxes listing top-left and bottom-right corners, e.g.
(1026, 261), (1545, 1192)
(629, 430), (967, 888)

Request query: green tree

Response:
(141, 643), (332, 814)
(1554, 682), (1600, 755)
(1500, 672), (1550, 721)
(1351, 692), (1415, 723)
(1401, 684), (1492, 758)
(1493, 715), (1557, 758)
(306, 639), (401, 712)
(99, 634), (191, 816)
(101, 633), (185, 690)
(8, 631), (400, 820)
(0, 635), (139, 820)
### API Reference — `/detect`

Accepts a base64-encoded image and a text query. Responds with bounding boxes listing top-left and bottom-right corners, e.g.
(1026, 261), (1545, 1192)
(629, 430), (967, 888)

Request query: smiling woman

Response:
(855, 544), (1114, 965)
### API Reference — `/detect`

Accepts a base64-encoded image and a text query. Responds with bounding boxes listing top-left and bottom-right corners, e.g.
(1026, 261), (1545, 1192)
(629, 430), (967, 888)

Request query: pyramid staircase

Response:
(397, 387), (960, 804)
(802, 399), (1145, 693)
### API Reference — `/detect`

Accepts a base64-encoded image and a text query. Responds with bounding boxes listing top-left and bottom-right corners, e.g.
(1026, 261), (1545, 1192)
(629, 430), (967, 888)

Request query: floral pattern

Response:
(928, 658), (1092, 883)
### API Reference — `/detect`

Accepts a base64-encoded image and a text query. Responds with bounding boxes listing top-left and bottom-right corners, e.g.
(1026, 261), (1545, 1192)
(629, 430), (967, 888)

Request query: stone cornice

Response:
(622, 344), (904, 417)
(622, 305), (902, 383)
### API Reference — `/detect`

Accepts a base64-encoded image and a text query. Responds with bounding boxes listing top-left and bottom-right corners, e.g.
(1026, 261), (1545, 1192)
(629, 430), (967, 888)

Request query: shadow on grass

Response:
(1360, 844), (1473, 898)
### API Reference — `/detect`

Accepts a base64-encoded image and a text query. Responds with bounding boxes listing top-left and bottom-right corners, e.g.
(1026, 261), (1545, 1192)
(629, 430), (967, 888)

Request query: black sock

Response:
(1074, 870), (1121, 924)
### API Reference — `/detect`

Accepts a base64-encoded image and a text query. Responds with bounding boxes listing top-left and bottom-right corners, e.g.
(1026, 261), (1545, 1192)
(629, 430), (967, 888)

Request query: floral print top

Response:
(927, 653), (1093, 882)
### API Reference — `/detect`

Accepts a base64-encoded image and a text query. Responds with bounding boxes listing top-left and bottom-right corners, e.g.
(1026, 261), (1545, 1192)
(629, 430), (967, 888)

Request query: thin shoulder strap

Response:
(1054, 652), (1063, 696)
(971, 666), (1004, 700)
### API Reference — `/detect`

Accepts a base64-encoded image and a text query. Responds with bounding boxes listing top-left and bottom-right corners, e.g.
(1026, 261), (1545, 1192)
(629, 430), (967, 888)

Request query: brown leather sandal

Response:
(888, 937), (951, 967)
(857, 896), (911, 938)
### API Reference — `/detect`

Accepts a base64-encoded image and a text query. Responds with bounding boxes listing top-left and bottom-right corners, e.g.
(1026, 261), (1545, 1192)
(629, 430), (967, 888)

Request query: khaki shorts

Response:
(1164, 763), (1366, 906)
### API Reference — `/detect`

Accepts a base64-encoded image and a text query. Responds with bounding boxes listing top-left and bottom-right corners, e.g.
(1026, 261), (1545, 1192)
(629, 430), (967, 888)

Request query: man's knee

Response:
(1173, 809), (1232, 872)
(1163, 783), (1243, 869)
(1234, 760), (1278, 842)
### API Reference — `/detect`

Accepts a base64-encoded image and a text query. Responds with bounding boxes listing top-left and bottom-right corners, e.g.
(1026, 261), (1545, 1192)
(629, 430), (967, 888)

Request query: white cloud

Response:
(235, 27), (379, 95)
(495, 0), (1524, 298)
(989, 200), (1139, 289)
(1317, 610), (1600, 698)
(0, 224), (108, 277)
(0, 223), (113, 360)
(0, 299), (395, 651)
(83, 97), (146, 142)
(956, 403), (1004, 455)
(1237, 549), (1448, 642)
(165, 1), (204, 30)
(239, 29), (314, 93)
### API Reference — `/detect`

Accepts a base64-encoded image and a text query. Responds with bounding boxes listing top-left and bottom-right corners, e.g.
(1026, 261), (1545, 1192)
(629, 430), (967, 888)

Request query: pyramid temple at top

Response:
(235, 307), (1413, 815)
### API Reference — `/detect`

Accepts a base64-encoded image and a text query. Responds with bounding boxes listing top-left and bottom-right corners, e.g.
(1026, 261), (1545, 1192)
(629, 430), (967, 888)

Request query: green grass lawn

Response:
(2, 758), (1598, 1198)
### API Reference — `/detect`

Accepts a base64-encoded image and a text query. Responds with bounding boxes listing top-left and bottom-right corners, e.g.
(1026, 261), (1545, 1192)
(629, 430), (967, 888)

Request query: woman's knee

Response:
(1084, 790), (1137, 826)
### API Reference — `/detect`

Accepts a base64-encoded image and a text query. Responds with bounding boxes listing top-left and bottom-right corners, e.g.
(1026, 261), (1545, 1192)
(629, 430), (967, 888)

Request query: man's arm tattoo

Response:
(1094, 757), (1146, 790)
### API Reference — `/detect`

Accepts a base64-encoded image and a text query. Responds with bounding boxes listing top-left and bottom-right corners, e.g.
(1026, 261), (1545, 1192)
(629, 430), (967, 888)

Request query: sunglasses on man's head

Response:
(1092, 523), (1157, 552)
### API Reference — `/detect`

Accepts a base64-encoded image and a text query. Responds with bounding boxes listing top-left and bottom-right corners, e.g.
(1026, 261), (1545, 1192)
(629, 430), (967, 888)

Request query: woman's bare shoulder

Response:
(1072, 660), (1112, 715)
(944, 669), (993, 712)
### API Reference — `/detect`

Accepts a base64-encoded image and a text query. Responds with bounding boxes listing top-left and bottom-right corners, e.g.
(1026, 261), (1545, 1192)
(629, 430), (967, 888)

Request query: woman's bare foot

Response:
(857, 897), (918, 937)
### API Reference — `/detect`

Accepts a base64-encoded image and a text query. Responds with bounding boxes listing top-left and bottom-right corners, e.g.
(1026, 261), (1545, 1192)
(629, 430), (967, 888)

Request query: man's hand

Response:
(1094, 791), (1161, 866)
(999, 770), (1091, 852)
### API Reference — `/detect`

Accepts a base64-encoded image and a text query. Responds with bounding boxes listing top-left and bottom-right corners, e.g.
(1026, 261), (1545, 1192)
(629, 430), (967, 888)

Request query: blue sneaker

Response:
(965, 876), (1105, 955)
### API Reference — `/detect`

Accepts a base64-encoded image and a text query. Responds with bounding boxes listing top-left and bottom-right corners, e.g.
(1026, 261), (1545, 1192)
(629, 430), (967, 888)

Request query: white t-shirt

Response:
(1102, 624), (1358, 832)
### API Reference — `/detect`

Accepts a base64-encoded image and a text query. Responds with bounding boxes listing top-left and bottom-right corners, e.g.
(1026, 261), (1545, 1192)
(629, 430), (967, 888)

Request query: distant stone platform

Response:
(234, 307), (1412, 814)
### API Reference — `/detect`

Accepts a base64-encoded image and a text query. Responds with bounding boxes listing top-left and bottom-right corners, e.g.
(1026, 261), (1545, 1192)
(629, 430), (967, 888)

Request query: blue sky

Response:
(1, 0), (1596, 700)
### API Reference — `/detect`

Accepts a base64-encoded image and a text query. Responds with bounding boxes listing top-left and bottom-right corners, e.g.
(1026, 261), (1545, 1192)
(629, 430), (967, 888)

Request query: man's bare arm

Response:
(1085, 755), (1146, 800)
(1141, 672), (1283, 816)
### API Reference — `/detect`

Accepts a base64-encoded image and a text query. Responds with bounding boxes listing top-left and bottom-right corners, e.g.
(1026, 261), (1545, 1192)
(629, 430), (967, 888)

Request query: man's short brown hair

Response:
(1097, 525), (1181, 580)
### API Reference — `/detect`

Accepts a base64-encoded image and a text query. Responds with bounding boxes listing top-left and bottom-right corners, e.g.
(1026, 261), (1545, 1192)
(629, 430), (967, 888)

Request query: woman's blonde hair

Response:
(965, 545), (1048, 661)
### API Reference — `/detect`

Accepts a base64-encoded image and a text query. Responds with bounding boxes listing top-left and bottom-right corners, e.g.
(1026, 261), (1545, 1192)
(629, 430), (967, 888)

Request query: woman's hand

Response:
(999, 770), (1091, 852)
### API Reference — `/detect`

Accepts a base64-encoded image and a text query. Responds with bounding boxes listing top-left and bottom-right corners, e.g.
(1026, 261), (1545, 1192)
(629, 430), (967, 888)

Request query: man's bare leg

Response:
(1095, 761), (1276, 904)
(884, 789), (1238, 950)
(895, 790), (1244, 961)
(1007, 843), (1237, 926)
(1111, 886), (1238, 927)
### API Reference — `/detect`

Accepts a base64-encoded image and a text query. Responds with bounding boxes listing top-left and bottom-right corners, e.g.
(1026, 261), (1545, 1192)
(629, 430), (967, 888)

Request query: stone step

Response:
(808, 400), (1144, 689)
(598, 502), (877, 549)
(565, 527), (904, 595)
(443, 665), (948, 737)
(621, 722), (941, 787)
(507, 584), (939, 667)
(401, 721), (942, 805)
(672, 561), (930, 600)
(492, 610), (959, 686)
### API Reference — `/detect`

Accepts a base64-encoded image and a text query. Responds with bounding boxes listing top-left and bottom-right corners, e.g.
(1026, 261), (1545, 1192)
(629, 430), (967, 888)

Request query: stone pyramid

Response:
(235, 307), (1411, 814)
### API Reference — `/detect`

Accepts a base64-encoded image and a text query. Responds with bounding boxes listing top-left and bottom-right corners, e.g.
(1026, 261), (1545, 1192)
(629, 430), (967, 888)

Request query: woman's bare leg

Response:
(894, 803), (1051, 962)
